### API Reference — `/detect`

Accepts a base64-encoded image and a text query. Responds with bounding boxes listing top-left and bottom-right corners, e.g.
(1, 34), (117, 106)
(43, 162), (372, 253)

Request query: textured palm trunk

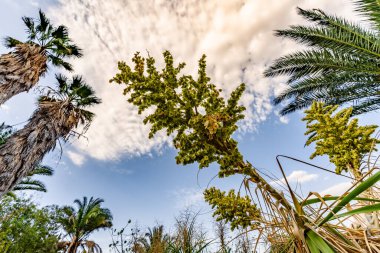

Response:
(67, 236), (80, 253)
(0, 43), (47, 105)
(0, 100), (77, 196)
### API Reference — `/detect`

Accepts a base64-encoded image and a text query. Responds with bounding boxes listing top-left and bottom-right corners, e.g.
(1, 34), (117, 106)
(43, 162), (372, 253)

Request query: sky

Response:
(1, 0), (380, 251)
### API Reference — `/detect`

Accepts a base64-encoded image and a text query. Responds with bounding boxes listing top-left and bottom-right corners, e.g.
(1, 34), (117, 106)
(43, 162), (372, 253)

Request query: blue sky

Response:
(1, 0), (380, 251)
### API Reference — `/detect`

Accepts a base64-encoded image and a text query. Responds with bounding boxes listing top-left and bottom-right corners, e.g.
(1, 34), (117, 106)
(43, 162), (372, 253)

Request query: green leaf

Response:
(302, 196), (380, 206)
(331, 203), (380, 220)
(318, 171), (380, 226)
(306, 230), (335, 253)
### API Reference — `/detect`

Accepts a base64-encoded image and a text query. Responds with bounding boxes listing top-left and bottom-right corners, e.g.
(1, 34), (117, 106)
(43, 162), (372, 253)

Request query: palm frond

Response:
(4, 37), (22, 48)
(355, 0), (380, 29)
(29, 165), (54, 176)
(13, 178), (47, 192)
(49, 55), (73, 71)
(265, 5), (380, 115)
(36, 9), (50, 33)
(51, 25), (68, 39)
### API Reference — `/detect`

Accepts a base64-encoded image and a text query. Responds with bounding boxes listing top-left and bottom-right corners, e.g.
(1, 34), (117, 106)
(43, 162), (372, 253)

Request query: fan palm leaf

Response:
(0, 10), (81, 105)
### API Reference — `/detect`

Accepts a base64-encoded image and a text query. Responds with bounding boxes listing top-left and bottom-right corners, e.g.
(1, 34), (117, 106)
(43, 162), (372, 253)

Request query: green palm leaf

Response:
(355, 0), (380, 29)
(265, 5), (380, 115)
(5, 9), (82, 71)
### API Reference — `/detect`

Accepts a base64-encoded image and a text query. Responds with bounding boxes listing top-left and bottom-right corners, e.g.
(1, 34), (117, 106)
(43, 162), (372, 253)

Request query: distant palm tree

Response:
(0, 75), (100, 196)
(0, 10), (81, 105)
(57, 197), (113, 253)
(264, 1), (380, 115)
(141, 225), (170, 253)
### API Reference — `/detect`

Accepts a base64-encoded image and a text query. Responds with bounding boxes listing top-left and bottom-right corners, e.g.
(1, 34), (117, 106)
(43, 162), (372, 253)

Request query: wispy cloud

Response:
(49, 0), (355, 162)
(66, 150), (85, 166)
(321, 182), (352, 196)
(271, 170), (319, 186)
(0, 104), (10, 113)
(172, 188), (205, 209)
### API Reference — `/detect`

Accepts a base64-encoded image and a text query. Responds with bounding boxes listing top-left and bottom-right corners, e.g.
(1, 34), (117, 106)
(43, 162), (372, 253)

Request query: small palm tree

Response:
(0, 10), (81, 105)
(141, 225), (170, 253)
(57, 197), (113, 253)
(264, 0), (380, 115)
(0, 75), (100, 196)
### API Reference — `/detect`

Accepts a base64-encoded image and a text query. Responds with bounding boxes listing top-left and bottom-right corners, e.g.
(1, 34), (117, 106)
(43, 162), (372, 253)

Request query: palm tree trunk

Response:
(0, 43), (47, 105)
(67, 236), (79, 253)
(0, 100), (76, 196)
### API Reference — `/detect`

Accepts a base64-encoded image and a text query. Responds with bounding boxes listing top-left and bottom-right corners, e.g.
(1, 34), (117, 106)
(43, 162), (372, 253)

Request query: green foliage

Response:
(110, 51), (245, 178)
(111, 51), (270, 231)
(204, 188), (260, 231)
(0, 195), (59, 253)
(303, 102), (378, 176)
(318, 170), (380, 226)
(264, 2), (380, 115)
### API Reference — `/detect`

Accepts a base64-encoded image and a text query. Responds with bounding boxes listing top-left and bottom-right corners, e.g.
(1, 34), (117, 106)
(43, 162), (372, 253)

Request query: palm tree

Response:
(141, 225), (170, 253)
(57, 197), (113, 253)
(0, 74), (100, 196)
(0, 10), (81, 105)
(264, 1), (380, 115)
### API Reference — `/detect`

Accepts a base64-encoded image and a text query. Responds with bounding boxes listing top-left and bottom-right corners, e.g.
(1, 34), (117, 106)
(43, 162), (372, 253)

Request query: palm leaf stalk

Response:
(264, 1), (380, 115)
(0, 75), (100, 196)
(57, 196), (113, 253)
(0, 10), (81, 105)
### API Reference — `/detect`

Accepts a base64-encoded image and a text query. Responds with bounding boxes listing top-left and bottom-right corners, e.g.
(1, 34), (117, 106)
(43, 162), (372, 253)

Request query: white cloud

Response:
(0, 104), (10, 113)
(49, 0), (356, 162)
(66, 150), (86, 166)
(272, 170), (319, 186)
(172, 188), (205, 209)
(321, 182), (352, 196)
